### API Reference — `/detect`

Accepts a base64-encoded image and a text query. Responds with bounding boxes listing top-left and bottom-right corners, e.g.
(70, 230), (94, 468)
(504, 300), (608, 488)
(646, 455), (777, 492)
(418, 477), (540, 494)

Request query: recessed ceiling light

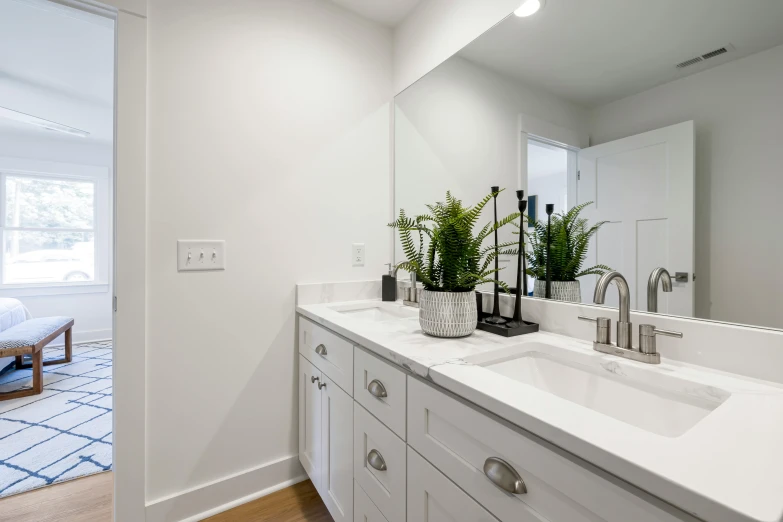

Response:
(515, 0), (544, 17)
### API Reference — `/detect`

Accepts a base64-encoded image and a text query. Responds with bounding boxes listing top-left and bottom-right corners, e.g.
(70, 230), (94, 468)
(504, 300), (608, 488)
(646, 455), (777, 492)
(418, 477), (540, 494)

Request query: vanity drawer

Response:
(408, 446), (499, 522)
(299, 317), (353, 395)
(353, 347), (407, 439)
(354, 403), (406, 522)
(407, 377), (683, 522)
(354, 480), (389, 522)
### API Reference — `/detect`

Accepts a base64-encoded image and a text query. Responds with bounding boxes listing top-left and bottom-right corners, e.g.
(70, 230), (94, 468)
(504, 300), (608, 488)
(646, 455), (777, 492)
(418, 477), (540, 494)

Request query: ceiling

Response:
(0, 0), (114, 142)
(329, 0), (423, 27)
(458, 0), (783, 108)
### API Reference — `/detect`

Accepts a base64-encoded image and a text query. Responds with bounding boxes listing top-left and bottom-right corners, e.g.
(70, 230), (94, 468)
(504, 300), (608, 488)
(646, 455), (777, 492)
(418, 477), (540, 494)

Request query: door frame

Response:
(48, 0), (148, 520)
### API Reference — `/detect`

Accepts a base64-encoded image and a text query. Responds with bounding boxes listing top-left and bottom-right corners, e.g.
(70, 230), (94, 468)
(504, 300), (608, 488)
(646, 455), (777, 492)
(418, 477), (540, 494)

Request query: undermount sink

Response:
(329, 301), (419, 322)
(465, 341), (730, 437)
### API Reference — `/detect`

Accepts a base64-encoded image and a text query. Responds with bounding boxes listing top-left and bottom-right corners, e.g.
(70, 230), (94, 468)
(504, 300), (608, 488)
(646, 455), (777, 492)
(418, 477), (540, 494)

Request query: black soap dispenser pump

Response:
(383, 264), (397, 302)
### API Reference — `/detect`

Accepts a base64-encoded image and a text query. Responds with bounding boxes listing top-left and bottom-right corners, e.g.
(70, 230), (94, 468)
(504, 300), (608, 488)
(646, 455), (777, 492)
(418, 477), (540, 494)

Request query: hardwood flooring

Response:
(0, 473), (332, 522)
(0, 472), (112, 522)
(205, 480), (332, 522)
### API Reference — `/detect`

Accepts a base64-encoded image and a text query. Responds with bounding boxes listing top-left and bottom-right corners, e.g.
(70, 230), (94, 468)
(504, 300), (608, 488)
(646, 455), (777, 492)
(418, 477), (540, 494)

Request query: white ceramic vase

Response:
(533, 280), (581, 303)
(418, 289), (477, 338)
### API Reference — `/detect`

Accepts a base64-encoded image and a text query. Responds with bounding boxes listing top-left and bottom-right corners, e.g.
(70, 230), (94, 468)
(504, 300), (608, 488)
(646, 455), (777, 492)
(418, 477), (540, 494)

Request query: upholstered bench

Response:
(0, 317), (74, 401)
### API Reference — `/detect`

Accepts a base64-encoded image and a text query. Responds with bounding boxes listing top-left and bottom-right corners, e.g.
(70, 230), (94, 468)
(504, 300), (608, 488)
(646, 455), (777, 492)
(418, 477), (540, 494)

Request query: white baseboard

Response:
(145, 455), (306, 522)
(48, 329), (112, 347)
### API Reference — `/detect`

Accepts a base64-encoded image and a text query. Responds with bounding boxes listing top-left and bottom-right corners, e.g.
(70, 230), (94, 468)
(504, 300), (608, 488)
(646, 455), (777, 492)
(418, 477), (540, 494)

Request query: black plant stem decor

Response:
(485, 186), (507, 325)
(511, 190), (527, 326)
(545, 203), (554, 299)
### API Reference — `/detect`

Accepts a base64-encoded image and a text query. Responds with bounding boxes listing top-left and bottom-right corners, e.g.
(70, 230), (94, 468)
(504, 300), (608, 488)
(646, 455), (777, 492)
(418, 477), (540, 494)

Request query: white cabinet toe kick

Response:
(297, 317), (698, 522)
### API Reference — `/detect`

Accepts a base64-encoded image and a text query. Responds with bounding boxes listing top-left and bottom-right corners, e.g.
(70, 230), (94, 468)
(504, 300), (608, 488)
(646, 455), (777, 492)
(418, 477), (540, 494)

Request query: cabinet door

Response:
(321, 374), (354, 522)
(299, 354), (322, 491)
(408, 447), (500, 522)
(355, 481), (389, 522)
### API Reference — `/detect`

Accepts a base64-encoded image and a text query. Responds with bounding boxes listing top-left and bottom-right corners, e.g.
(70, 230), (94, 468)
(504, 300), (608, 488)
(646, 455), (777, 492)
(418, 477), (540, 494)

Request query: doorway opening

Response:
(0, 0), (115, 499)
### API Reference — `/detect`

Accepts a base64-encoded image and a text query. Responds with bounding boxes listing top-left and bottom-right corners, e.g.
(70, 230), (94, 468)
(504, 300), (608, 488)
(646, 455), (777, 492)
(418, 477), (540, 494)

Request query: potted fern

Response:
(516, 202), (611, 302)
(390, 190), (519, 338)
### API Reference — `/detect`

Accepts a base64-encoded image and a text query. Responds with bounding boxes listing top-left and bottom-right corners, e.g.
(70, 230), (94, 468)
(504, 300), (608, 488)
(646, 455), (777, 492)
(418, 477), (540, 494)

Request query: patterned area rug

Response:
(0, 341), (112, 498)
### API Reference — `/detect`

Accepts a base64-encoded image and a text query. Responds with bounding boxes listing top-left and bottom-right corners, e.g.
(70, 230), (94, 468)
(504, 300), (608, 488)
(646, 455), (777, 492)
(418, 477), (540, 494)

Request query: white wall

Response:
(589, 44), (783, 329)
(393, 0), (520, 94)
(145, 0), (392, 513)
(395, 56), (588, 285)
(0, 129), (113, 344)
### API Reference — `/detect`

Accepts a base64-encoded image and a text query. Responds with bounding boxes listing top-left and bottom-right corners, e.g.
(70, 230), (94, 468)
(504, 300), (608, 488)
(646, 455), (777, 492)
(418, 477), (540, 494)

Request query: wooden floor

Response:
(0, 472), (112, 522)
(206, 480), (332, 522)
(0, 472), (332, 522)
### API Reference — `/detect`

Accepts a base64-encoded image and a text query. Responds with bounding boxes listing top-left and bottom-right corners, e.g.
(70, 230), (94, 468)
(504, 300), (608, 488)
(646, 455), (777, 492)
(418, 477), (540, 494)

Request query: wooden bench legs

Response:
(1, 326), (73, 401)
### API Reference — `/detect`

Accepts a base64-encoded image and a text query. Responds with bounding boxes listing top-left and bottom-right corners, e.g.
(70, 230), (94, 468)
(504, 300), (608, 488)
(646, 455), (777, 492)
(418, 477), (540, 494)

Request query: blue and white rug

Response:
(0, 341), (112, 498)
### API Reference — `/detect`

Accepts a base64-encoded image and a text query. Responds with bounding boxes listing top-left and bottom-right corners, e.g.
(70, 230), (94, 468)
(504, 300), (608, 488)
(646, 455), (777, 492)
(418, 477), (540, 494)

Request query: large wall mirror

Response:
(394, 0), (783, 331)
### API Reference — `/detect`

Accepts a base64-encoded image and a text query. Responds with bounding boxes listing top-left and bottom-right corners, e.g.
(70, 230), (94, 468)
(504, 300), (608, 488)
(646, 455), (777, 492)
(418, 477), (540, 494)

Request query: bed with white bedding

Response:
(0, 298), (32, 371)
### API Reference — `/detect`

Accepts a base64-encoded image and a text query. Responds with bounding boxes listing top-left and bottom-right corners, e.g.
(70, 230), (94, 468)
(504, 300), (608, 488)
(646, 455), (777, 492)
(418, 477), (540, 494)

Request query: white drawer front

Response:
(408, 447), (499, 522)
(299, 317), (353, 395)
(354, 403), (406, 522)
(354, 481), (389, 522)
(407, 377), (684, 522)
(354, 347), (407, 439)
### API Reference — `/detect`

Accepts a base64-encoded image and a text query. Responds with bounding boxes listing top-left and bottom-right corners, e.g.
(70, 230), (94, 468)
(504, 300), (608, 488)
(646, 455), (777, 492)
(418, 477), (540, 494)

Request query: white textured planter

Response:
(534, 280), (581, 303)
(418, 289), (477, 338)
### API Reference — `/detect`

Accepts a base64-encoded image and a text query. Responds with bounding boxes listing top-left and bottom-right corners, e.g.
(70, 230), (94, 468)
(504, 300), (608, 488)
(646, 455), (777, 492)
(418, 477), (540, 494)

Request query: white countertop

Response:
(297, 298), (783, 522)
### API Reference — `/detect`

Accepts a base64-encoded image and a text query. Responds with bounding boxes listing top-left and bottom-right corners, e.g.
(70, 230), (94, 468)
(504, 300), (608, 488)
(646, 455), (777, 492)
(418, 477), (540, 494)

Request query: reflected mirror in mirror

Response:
(394, 0), (783, 330)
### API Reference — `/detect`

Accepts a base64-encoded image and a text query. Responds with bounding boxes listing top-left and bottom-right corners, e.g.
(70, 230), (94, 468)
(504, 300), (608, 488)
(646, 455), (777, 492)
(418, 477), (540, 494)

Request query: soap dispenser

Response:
(383, 263), (397, 302)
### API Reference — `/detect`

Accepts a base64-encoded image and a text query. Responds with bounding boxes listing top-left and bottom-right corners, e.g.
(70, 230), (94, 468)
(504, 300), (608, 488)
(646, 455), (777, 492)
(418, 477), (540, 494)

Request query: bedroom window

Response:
(0, 169), (108, 291)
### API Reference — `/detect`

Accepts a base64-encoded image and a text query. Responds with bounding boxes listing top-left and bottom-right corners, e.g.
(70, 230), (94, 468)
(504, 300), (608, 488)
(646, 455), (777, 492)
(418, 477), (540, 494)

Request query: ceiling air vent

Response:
(676, 57), (703, 69)
(702, 47), (728, 60)
(676, 44), (734, 69)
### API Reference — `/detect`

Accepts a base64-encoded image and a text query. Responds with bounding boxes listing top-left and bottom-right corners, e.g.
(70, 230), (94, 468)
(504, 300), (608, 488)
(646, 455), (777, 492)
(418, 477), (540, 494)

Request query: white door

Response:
(321, 375), (354, 522)
(407, 447), (499, 522)
(299, 355), (322, 491)
(578, 121), (694, 316)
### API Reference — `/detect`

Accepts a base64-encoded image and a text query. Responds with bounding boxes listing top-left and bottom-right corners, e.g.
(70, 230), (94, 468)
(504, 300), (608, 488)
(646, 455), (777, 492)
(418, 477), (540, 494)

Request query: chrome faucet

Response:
(647, 267), (672, 313)
(593, 271), (633, 349)
(403, 271), (419, 307)
(579, 270), (682, 364)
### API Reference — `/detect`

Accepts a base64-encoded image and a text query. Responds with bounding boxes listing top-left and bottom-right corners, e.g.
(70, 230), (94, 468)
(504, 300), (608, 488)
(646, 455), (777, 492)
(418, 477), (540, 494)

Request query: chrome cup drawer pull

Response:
(315, 344), (327, 356)
(483, 457), (527, 494)
(367, 449), (387, 471)
(367, 379), (388, 399)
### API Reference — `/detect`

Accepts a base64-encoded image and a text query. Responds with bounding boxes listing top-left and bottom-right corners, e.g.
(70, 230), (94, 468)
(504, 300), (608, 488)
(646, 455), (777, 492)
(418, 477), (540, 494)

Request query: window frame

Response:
(0, 156), (110, 295)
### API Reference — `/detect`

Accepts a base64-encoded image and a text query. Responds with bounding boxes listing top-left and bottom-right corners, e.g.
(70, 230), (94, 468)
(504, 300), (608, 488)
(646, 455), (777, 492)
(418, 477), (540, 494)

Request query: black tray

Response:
(476, 313), (539, 337)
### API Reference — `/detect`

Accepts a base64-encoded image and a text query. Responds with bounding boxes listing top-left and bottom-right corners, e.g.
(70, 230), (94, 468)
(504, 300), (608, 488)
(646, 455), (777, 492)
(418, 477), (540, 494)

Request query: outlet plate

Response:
(177, 240), (226, 271)
(352, 243), (365, 267)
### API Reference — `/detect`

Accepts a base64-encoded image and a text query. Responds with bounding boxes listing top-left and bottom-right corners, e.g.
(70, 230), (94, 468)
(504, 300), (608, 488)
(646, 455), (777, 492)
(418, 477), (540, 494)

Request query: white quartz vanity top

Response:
(297, 299), (783, 522)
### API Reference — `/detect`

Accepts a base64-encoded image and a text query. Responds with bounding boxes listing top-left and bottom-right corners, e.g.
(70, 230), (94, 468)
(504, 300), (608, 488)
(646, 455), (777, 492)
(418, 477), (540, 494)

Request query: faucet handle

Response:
(578, 316), (611, 345)
(639, 324), (683, 355)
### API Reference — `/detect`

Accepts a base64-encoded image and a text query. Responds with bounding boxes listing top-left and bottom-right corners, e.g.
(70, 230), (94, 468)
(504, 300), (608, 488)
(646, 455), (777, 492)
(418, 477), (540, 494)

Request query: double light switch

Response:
(177, 240), (226, 271)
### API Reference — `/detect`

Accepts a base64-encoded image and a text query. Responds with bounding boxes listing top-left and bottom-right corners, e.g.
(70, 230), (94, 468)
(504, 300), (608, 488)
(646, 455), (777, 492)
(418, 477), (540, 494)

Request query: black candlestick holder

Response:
(484, 186), (507, 326)
(477, 189), (539, 338)
(545, 203), (555, 299)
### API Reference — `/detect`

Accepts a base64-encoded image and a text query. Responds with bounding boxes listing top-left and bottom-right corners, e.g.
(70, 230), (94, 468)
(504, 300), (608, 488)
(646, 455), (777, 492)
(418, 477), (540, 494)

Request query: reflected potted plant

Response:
(390, 190), (519, 338)
(515, 202), (611, 302)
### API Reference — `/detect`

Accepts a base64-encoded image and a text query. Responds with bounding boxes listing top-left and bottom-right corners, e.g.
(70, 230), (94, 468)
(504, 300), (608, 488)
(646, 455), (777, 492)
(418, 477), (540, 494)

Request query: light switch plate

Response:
(177, 240), (226, 271)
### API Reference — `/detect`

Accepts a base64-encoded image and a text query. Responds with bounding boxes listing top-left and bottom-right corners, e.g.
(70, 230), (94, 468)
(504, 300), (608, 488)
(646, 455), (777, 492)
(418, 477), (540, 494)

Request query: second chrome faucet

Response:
(579, 270), (682, 364)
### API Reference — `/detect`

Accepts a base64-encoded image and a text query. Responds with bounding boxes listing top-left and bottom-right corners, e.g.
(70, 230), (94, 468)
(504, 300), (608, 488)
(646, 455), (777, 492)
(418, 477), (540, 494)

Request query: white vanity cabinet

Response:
(298, 318), (354, 522)
(298, 317), (694, 522)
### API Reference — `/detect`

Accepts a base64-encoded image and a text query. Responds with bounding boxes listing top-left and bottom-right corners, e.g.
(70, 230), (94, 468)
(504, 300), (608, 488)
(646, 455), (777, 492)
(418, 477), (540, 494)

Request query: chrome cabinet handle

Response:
(483, 457), (527, 494)
(311, 376), (320, 384)
(315, 344), (327, 356)
(367, 449), (387, 471)
(318, 381), (327, 390)
(367, 379), (388, 399)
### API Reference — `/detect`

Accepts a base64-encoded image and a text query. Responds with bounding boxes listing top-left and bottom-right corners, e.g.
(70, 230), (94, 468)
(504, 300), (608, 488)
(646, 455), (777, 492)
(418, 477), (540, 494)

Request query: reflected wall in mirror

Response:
(395, 0), (783, 330)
